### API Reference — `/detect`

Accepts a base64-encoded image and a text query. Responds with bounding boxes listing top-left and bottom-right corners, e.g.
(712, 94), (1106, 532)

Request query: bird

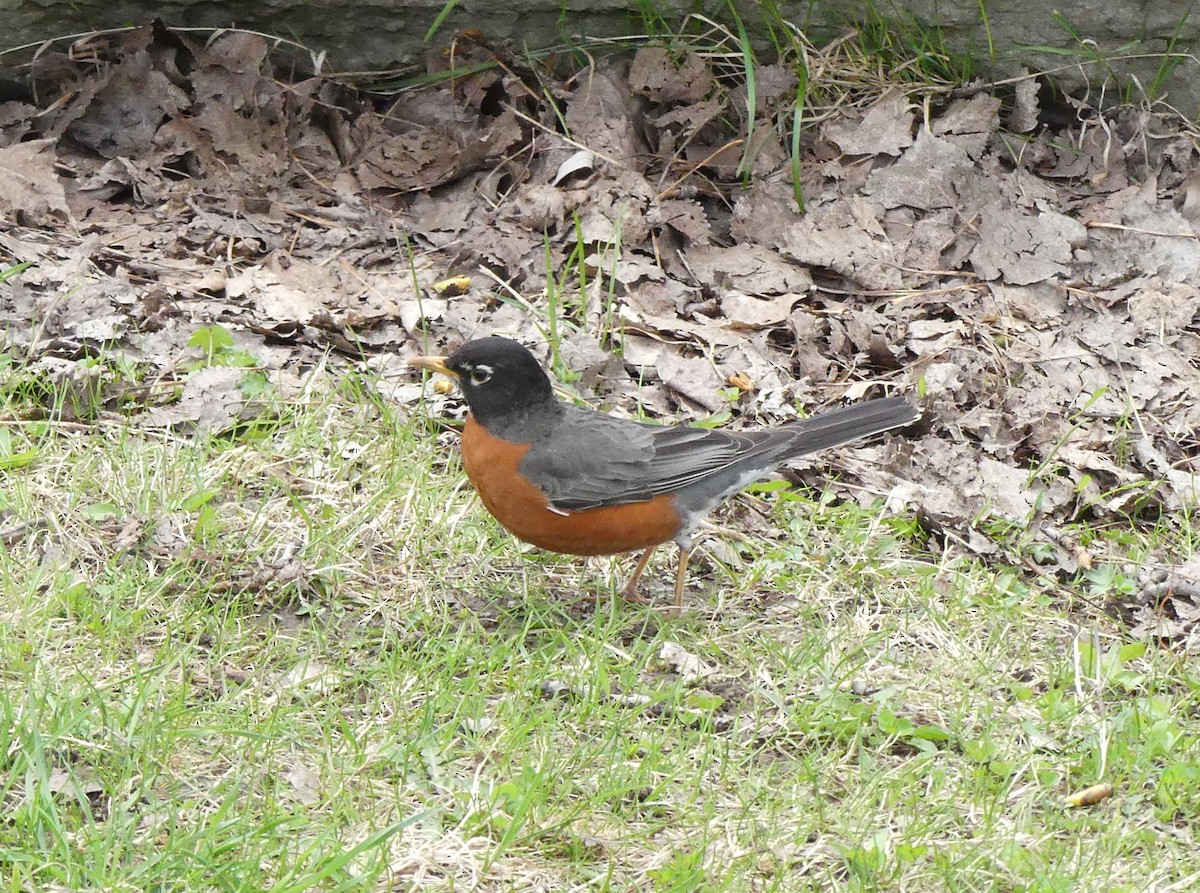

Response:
(409, 336), (919, 610)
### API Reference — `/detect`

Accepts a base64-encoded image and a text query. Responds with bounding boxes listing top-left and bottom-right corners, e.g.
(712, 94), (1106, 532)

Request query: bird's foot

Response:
(619, 587), (654, 606)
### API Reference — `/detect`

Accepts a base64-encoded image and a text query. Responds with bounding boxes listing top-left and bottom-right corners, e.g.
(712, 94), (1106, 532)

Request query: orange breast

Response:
(459, 415), (681, 556)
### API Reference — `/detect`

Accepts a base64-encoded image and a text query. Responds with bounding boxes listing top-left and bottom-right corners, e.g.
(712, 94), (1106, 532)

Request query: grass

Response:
(1, 362), (1199, 892)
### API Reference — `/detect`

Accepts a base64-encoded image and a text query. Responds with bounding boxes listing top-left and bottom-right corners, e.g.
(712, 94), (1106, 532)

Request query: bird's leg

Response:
(620, 547), (657, 604)
(673, 544), (693, 612)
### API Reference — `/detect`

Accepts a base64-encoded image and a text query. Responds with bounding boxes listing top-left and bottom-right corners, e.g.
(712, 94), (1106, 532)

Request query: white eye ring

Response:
(469, 366), (493, 385)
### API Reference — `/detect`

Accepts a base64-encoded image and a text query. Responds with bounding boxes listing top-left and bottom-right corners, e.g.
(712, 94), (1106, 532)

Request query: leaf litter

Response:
(0, 23), (1198, 644)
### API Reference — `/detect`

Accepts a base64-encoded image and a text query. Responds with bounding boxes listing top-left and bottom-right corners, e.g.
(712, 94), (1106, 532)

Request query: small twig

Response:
(0, 520), (49, 547)
(1083, 221), (1199, 241)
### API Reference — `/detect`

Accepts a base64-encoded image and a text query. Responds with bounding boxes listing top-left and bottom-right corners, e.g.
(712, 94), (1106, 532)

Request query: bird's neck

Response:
(470, 398), (563, 443)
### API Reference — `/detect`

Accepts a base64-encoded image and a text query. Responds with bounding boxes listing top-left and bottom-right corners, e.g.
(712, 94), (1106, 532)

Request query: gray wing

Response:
(519, 397), (918, 512)
(519, 406), (788, 511)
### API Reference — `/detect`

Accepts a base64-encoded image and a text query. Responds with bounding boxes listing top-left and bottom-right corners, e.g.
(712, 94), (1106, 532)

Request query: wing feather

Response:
(518, 397), (916, 513)
(520, 407), (784, 511)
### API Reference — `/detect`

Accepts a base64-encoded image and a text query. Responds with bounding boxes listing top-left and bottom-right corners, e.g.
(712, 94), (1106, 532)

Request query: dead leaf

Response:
(553, 150), (595, 185)
(727, 371), (754, 392)
(824, 89), (914, 157)
(864, 129), (976, 211)
(629, 47), (716, 104)
(970, 203), (1088, 284)
(781, 197), (902, 290)
(224, 264), (334, 324)
(44, 766), (104, 797)
(685, 244), (813, 296)
(283, 762), (323, 805)
(658, 642), (717, 684)
(0, 139), (71, 221)
(721, 291), (802, 328)
(654, 349), (727, 412)
(1009, 73), (1041, 133)
(144, 367), (246, 432)
(564, 61), (645, 161)
(931, 94), (1002, 158)
(653, 198), (711, 245)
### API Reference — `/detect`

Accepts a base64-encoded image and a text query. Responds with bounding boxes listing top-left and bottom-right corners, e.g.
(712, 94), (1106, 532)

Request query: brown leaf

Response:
(144, 367), (246, 432)
(0, 139), (71, 221)
(653, 198), (712, 245)
(224, 263), (336, 325)
(68, 49), (189, 158)
(864, 129), (975, 211)
(657, 642), (717, 684)
(655, 350), (726, 412)
(781, 197), (902, 290)
(1008, 73), (1040, 133)
(685, 244), (813, 295)
(720, 291), (802, 328)
(564, 61), (646, 162)
(629, 47), (716, 104)
(824, 89), (914, 157)
(970, 203), (1088, 285)
(283, 763), (323, 806)
(931, 94), (1001, 158)
(357, 110), (523, 193)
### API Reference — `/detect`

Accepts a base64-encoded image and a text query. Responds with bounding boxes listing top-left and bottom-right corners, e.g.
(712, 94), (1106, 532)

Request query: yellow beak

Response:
(407, 355), (457, 378)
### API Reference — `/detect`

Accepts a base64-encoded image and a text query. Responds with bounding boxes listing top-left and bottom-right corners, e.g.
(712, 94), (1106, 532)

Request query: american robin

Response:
(410, 336), (918, 609)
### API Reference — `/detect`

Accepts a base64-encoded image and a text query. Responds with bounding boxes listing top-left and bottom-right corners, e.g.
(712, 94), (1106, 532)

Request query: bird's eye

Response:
(469, 366), (493, 385)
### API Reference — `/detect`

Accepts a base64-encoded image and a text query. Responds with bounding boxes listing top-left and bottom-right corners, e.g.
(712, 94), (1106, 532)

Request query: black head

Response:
(410, 337), (556, 427)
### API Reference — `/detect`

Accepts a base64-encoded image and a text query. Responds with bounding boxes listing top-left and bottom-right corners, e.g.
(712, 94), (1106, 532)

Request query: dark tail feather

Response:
(782, 396), (919, 457)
